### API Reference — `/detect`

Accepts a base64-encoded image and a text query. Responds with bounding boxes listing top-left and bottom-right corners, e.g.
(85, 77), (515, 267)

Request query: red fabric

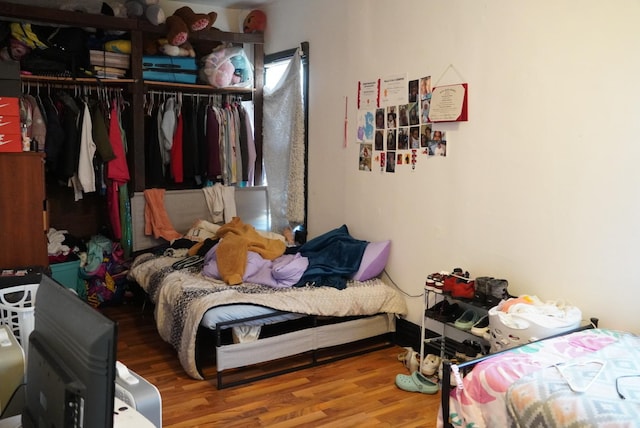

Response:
(107, 99), (130, 184)
(171, 111), (184, 183)
(107, 181), (121, 240)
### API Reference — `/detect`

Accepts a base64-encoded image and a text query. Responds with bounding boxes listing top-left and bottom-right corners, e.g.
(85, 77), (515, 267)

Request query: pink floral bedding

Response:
(439, 329), (632, 428)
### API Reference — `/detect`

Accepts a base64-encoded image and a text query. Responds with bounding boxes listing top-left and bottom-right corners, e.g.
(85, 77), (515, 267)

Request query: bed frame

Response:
(439, 317), (599, 428)
(212, 311), (397, 389)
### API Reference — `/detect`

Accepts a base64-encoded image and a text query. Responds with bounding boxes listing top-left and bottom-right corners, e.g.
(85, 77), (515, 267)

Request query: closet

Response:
(0, 1), (264, 267)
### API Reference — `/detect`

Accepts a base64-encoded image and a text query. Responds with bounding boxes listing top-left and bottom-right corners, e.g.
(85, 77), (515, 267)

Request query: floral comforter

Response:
(440, 329), (638, 427)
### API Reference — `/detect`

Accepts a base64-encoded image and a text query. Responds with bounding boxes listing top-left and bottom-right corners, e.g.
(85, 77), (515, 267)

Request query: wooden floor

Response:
(101, 299), (441, 427)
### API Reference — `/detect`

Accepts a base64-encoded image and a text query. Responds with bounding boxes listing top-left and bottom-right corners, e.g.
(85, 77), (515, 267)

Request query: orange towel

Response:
(144, 189), (183, 242)
(215, 217), (286, 285)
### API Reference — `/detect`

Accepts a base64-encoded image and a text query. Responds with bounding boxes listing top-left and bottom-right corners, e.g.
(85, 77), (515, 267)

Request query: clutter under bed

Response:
(438, 327), (640, 428)
(128, 223), (408, 387)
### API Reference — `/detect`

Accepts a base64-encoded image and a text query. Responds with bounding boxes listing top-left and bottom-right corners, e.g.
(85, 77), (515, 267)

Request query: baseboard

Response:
(394, 318), (421, 351)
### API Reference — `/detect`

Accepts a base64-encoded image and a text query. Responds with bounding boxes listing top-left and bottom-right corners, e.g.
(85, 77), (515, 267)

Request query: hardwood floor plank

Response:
(101, 299), (439, 427)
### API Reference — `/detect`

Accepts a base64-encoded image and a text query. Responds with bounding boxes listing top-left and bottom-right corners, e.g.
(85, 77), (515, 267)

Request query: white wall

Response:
(263, 0), (640, 333)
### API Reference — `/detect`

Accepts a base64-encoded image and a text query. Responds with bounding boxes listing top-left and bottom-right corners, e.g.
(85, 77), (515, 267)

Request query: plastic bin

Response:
(50, 259), (81, 290)
(0, 283), (38, 350)
(488, 303), (581, 352)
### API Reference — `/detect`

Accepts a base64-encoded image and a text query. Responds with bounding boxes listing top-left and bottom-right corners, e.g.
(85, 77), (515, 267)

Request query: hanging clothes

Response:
(106, 97), (130, 240)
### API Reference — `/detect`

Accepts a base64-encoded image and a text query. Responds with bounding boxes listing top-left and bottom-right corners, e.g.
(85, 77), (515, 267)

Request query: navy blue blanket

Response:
(295, 225), (367, 290)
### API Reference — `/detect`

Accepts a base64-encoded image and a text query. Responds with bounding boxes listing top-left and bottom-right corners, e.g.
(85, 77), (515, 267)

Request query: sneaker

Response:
(470, 314), (490, 338)
(473, 276), (493, 307)
(420, 354), (441, 376)
(486, 278), (509, 307)
(454, 308), (480, 330)
(425, 278), (442, 293)
(451, 279), (475, 300)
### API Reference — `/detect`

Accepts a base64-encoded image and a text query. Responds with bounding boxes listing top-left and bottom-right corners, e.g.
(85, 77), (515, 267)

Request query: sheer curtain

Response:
(263, 49), (305, 233)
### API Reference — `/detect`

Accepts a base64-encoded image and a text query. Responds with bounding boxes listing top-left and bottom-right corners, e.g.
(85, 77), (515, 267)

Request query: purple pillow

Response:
(351, 240), (391, 281)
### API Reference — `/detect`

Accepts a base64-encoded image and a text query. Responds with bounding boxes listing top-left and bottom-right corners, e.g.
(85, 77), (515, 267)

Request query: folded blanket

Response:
(296, 224), (368, 289)
(215, 217), (286, 284)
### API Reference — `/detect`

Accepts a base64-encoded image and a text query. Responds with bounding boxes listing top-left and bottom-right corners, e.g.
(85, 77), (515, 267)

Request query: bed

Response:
(127, 224), (408, 388)
(438, 325), (640, 428)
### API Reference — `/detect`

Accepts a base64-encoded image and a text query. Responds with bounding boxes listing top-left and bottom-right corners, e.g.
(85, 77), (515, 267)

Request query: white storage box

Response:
(0, 283), (38, 354)
(488, 298), (581, 352)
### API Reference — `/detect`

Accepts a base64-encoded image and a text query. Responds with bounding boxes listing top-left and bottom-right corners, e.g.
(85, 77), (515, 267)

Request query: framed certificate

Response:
(428, 83), (468, 122)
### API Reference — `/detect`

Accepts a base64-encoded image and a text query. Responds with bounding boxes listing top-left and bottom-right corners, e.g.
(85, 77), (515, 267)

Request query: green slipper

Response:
(395, 371), (439, 394)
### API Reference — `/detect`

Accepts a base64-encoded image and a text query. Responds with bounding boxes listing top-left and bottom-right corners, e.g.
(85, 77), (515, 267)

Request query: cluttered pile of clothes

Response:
(47, 228), (130, 307)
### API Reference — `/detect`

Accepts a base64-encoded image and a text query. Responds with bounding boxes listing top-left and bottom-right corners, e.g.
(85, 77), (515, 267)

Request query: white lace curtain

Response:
(263, 49), (305, 233)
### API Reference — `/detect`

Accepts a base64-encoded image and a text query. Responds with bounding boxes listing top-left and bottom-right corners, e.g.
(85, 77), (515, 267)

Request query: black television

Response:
(22, 275), (118, 428)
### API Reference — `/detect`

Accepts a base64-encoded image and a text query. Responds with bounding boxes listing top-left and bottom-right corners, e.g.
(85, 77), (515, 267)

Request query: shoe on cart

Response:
(451, 279), (475, 300)
(470, 315), (490, 339)
(473, 276), (493, 307)
(454, 309), (480, 330)
(420, 354), (442, 376)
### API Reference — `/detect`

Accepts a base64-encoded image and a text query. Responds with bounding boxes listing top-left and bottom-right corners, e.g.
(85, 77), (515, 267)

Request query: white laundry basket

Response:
(0, 283), (38, 350)
(488, 302), (581, 352)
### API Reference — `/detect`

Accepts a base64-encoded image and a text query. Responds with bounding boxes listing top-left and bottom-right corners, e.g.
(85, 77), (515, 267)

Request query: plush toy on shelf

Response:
(243, 10), (267, 34)
(166, 6), (218, 47)
(125, 0), (166, 25)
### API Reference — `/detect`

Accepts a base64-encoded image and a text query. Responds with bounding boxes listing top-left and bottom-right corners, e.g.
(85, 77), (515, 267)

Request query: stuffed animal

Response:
(243, 10), (267, 34)
(125, 0), (166, 25)
(166, 6), (217, 47)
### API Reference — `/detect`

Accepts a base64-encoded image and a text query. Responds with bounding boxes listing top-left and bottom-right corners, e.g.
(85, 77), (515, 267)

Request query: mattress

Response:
(128, 252), (408, 379)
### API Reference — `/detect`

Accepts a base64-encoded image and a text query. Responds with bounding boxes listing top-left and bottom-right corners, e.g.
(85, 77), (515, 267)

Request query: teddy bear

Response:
(165, 6), (218, 47)
(125, 0), (166, 26)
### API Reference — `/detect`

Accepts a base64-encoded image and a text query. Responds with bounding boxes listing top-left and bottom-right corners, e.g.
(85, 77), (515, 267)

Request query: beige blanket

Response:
(129, 253), (408, 379)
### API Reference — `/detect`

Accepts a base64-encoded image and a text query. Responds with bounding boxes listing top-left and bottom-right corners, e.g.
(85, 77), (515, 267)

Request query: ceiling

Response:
(170, 0), (273, 9)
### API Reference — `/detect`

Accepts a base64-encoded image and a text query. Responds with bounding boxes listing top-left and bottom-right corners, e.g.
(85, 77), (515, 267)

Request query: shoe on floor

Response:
(395, 371), (440, 394)
(397, 347), (420, 373)
(470, 314), (490, 338)
(421, 354), (441, 376)
(454, 308), (480, 330)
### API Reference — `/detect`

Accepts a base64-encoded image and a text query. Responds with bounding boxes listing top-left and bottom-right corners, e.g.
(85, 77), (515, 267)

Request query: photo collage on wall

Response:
(357, 74), (447, 173)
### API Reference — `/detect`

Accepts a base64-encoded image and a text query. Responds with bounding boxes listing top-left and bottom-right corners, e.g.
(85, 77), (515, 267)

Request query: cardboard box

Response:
(0, 133), (22, 152)
(0, 98), (19, 116)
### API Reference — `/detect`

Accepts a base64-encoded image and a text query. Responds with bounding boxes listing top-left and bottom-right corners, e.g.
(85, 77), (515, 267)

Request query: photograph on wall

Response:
(397, 153), (403, 165)
(410, 126), (421, 148)
(420, 124), (432, 148)
(374, 130), (384, 151)
(427, 129), (447, 157)
(398, 104), (409, 127)
(375, 108), (385, 130)
(386, 129), (397, 150)
(356, 109), (375, 143)
(359, 143), (372, 171)
(386, 106), (397, 128)
(386, 151), (396, 172)
(421, 98), (430, 123)
(397, 127), (409, 150)
(420, 75), (432, 100)
(408, 102), (419, 126)
(408, 79), (419, 103)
